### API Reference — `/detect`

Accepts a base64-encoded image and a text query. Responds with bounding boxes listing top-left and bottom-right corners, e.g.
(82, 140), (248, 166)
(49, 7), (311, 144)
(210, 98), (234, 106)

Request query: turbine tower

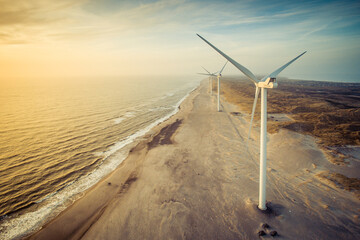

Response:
(198, 62), (228, 111)
(197, 66), (217, 94)
(197, 33), (306, 210)
(216, 61), (228, 112)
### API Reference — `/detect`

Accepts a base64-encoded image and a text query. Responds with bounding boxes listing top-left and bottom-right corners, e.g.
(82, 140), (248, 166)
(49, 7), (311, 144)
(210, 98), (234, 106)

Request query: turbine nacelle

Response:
(257, 77), (278, 89)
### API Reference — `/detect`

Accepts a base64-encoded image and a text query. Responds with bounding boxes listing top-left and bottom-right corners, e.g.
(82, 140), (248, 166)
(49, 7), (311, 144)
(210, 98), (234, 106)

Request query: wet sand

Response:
(27, 79), (360, 240)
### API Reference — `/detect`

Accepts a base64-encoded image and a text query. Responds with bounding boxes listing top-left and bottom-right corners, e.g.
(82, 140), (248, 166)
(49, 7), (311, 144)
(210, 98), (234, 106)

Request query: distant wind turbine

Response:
(216, 61), (228, 112)
(197, 66), (217, 95)
(197, 33), (306, 210)
(198, 62), (228, 112)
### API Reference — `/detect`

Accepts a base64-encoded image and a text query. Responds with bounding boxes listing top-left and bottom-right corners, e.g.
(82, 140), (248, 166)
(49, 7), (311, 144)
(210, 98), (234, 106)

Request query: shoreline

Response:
(0, 83), (199, 240)
(22, 79), (360, 239)
(23, 82), (200, 240)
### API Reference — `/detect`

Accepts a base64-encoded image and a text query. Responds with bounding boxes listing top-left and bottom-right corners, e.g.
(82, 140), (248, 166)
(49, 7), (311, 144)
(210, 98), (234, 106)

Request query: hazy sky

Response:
(1, 0), (359, 82)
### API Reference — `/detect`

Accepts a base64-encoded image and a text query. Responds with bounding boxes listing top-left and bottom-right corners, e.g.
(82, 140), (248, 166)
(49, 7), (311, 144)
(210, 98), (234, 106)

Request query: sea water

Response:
(0, 76), (199, 239)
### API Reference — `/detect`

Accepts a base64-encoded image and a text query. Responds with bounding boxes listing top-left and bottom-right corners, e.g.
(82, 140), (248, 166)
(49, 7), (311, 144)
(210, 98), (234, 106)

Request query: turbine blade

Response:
(248, 86), (260, 140)
(261, 51), (307, 81)
(219, 61), (228, 75)
(197, 73), (213, 76)
(201, 66), (211, 74)
(197, 34), (259, 83)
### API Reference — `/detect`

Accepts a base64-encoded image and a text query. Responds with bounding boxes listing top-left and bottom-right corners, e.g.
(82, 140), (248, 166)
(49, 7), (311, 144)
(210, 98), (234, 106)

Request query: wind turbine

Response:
(197, 33), (306, 210)
(215, 61), (228, 112)
(197, 66), (217, 95)
(198, 62), (228, 112)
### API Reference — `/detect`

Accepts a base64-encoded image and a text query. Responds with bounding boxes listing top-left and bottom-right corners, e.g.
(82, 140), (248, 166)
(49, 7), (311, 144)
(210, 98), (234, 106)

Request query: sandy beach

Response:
(26, 79), (360, 240)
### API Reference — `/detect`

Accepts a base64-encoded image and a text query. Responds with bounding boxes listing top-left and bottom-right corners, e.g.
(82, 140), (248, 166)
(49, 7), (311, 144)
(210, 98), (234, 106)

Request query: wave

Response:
(124, 112), (136, 118)
(101, 86), (197, 160)
(148, 106), (173, 112)
(113, 111), (136, 125)
(113, 117), (125, 124)
(160, 92), (175, 100)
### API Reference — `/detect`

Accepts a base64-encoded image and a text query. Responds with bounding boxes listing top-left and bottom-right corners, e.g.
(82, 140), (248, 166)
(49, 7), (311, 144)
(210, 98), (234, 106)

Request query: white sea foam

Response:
(112, 112), (136, 125)
(0, 148), (129, 240)
(124, 112), (135, 118)
(160, 92), (175, 99)
(101, 88), (195, 160)
(148, 106), (173, 112)
(113, 117), (125, 124)
(0, 81), (199, 240)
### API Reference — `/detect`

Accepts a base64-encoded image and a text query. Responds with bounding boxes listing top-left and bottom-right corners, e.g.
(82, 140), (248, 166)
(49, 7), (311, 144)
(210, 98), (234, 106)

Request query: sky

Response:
(0, 0), (359, 82)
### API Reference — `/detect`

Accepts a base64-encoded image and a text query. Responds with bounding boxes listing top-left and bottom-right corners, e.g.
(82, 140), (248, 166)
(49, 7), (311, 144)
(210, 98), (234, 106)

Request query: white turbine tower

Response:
(197, 66), (217, 94)
(216, 61), (228, 112)
(197, 33), (306, 210)
(198, 62), (228, 111)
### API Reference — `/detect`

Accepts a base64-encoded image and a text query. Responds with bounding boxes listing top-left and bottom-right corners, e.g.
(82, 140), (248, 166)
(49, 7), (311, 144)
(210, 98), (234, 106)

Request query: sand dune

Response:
(27, 79), (360, 240)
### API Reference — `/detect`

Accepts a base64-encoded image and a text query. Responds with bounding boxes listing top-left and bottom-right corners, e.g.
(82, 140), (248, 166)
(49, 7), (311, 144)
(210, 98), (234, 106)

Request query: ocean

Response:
(0, 76), (199, 239)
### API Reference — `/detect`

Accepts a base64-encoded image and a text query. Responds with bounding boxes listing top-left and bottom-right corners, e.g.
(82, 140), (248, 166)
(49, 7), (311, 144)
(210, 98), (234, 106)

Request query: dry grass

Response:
(317, 171), (360, 199)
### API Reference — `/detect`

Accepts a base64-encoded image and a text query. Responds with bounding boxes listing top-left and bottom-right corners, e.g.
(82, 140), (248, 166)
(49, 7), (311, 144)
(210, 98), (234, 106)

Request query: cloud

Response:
(301, 23), (330, 39)
(0, 0), (88, 44)
(0, 0), (359, 81)
(0, 0), (83, 26)
(0, 0), (192, 44)
(0, 0), (359, 43)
